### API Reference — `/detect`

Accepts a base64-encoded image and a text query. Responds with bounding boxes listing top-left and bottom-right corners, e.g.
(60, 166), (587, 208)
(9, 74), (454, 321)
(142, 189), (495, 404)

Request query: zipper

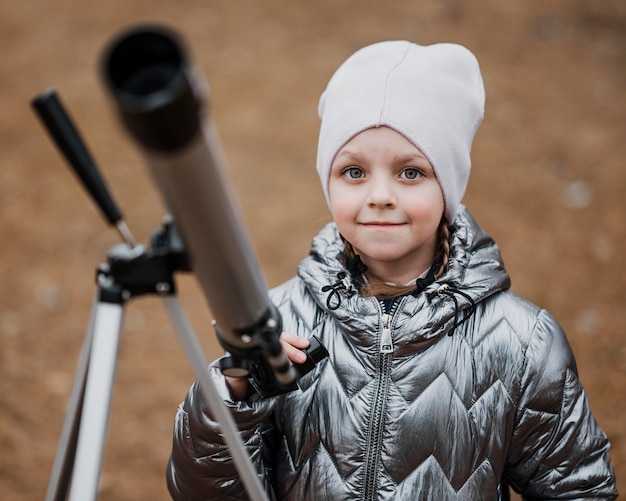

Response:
(380, 313), (393, 353)
(362, 300), (399, 500)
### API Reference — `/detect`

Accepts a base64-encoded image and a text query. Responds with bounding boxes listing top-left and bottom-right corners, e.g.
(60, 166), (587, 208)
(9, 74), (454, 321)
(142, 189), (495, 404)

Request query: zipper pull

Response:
(380, 313), (393, 353)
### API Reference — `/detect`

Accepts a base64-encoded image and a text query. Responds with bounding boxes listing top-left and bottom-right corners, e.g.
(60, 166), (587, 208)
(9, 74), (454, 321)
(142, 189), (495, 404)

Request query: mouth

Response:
(359, 221), (406, 227)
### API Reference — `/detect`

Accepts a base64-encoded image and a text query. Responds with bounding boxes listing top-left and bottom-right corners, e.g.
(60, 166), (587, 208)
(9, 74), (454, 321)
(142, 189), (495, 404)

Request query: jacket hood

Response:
(297, 206), (511, 347)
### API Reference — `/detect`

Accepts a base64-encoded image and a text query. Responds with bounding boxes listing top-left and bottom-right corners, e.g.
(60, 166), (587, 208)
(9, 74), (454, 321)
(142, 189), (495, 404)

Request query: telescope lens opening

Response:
(105, 27), (185, 107)
(121, 64), (179, 96)
(102, 26), (202, 151)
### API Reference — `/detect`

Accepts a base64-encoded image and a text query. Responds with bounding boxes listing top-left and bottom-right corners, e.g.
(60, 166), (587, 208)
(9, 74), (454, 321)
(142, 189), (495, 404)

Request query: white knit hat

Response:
(317, 41), (485, 224)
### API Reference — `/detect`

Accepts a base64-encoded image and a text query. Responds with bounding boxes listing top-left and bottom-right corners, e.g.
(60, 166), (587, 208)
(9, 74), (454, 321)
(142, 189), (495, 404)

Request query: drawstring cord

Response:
(322, 272), (355, 310)
(412, 258), (442, 297)
(322, 273), (476, 337)
(436, 284), (476, 336)
(323, 257), (443, 312)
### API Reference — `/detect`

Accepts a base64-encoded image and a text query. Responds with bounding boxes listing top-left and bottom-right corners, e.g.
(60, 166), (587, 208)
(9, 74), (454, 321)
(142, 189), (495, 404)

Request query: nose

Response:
(367, 177), (396, 208)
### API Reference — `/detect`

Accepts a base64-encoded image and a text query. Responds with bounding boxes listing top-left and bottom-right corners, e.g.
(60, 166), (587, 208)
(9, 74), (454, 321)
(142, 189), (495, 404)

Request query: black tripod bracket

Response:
(96, 216), (190, 304)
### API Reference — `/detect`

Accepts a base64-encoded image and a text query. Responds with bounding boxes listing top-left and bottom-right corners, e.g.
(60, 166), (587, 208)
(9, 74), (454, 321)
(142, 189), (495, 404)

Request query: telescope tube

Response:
(101, 26), (296, 388)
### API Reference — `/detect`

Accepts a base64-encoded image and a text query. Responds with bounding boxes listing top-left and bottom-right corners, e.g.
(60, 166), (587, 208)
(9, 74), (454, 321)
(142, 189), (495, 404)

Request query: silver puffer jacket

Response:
(167, 207), (617, 500)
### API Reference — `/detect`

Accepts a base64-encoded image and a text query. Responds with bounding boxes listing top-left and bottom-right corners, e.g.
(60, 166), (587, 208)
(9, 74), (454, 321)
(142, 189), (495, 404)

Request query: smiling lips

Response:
(360, 221), (405, 226)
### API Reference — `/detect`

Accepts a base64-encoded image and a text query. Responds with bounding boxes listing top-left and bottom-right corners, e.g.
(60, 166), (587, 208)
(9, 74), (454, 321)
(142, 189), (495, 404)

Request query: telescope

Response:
(32, 25), (327, 501)
(101, 26), (327, 398)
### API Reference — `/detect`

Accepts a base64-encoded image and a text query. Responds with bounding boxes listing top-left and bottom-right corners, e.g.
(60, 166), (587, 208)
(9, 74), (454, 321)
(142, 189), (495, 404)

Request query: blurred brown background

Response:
(1, 0), (624, 499)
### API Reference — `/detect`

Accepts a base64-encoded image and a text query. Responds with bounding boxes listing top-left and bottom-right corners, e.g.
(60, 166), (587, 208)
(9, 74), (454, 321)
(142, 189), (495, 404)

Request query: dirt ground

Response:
(1, 0), (624, 499)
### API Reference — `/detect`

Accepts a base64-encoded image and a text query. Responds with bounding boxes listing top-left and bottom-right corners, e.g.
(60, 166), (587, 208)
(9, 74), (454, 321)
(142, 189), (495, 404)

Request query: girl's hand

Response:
(279, 332), (311, 364)
(224, 332), (310, 401)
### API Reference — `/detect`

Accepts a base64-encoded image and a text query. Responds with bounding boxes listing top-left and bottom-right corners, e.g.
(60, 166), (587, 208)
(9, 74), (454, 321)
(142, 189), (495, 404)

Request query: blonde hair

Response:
(343, 218), (450, 299)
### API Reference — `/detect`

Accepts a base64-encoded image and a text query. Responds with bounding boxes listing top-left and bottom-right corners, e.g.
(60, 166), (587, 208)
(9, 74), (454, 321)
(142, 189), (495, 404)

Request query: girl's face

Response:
(328, 126), (445, 286)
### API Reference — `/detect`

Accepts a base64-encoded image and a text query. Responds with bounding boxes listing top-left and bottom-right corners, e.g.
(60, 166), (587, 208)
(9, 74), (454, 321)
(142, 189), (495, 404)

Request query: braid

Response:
(342, 237), (367, 290)
(435, 218), (450, 279)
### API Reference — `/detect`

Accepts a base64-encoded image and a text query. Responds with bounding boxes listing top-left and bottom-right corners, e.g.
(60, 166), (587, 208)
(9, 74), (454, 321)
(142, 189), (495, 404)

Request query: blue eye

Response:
(401, 168), (421, 180)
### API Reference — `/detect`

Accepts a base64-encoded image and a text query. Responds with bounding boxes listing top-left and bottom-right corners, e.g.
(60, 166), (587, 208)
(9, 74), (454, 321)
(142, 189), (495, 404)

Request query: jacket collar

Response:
(298, 206), (511, 342)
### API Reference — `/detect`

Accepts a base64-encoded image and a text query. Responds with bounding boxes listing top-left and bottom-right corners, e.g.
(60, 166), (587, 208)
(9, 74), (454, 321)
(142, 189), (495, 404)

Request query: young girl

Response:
(166, 41), (617, 500)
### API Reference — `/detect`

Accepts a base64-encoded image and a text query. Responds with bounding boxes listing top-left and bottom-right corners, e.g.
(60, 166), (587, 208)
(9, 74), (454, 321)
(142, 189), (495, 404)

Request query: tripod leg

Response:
(45, 295), (99, 501)
(162, 295), (269, 501)
(68, 300), (125, 501)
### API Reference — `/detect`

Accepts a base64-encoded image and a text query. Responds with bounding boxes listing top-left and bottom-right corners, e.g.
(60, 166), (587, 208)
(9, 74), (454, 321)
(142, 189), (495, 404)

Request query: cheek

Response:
(328, 182), (353, 217)
(404, 187), (445, 225)
(330, 200), (353, 228)
(329, 196), (358, 237)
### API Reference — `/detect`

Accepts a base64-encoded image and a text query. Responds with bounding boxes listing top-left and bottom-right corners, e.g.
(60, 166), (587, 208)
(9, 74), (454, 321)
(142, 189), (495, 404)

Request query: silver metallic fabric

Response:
(167, 207), (617, 500)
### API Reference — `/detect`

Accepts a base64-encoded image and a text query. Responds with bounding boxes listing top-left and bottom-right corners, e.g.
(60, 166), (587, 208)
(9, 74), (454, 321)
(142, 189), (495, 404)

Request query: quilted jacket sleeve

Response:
(506, 309), (617, 499)
(166, 362), (280, 501)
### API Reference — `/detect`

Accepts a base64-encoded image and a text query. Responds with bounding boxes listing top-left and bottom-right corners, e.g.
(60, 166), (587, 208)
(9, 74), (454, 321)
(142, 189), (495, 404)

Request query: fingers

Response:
(280, 332), (310, 348)
(225, 333), (311, 399)
(279, 332), (310, 364)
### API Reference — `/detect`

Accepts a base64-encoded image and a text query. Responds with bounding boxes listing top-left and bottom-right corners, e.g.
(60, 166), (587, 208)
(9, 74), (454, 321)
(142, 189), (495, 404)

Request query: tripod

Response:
(32, 90), (270, 501)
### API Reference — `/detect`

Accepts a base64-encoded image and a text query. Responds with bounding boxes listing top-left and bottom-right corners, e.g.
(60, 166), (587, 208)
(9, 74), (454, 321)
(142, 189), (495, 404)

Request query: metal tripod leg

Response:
(45, 290), (268, 501)
(162, 295), (269, 501)
(69, 300), (124, 501)
(45, 294), (125, 501)
(45, 296), (98, 501)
